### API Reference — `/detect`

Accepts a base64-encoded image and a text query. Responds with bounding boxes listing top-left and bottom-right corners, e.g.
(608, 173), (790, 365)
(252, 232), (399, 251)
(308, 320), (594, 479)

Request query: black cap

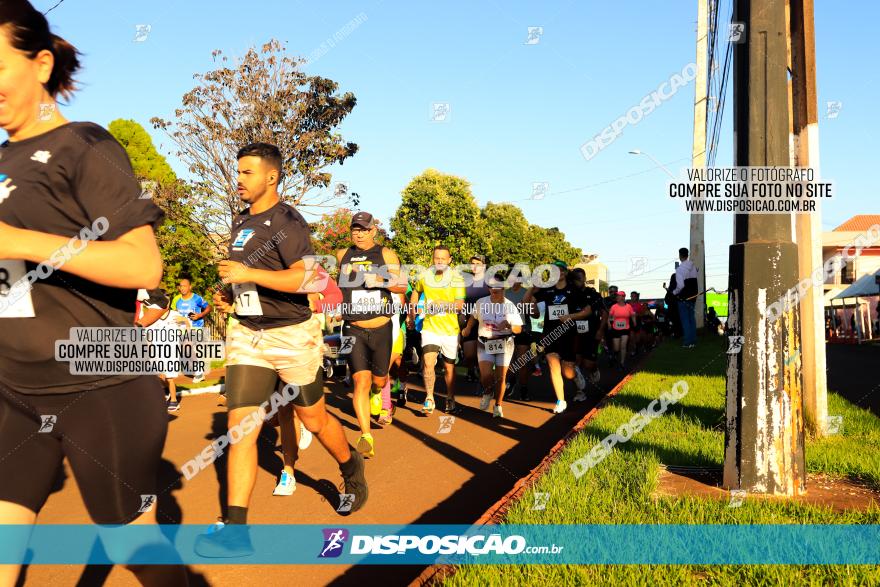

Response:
(470, 254), (486, 264)
(351, 211), (375, 229)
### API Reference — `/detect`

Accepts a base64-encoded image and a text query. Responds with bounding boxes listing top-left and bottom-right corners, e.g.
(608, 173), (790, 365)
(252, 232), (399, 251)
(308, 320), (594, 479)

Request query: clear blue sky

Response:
(34, 0), (876, 297)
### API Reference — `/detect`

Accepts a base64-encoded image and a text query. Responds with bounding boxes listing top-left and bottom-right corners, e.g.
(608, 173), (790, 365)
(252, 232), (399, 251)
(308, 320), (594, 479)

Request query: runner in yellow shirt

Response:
(407, 245), (465, 414)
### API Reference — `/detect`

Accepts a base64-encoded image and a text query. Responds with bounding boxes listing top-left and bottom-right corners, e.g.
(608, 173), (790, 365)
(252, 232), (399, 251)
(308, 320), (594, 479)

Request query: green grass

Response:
(444, 337), (880, 586)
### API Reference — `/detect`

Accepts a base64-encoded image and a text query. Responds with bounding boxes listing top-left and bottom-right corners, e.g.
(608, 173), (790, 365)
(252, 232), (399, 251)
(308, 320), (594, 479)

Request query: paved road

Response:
(22, 363), (628, 586)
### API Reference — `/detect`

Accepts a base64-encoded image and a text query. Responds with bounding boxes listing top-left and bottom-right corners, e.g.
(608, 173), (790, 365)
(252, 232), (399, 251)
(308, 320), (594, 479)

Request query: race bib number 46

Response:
(548, 304), (568, 319)
(485, 338), (507, 355)
(0, 260), (35, 318)
(232, 282), (264, 316)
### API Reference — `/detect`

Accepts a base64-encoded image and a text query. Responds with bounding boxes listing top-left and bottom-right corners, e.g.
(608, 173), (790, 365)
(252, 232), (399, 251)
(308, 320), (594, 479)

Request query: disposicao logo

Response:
(319, 528), (349, 558)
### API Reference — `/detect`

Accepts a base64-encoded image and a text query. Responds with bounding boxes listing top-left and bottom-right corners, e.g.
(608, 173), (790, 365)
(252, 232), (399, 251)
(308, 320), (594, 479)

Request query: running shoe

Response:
(574, 367), (586, 391)
(273, 470), (296, 496)
(217, 394), (227, 407)
(422, 397), (435, 415)
(194, 522), (254, 558)
(552, 400), (568, 414)
(298, 422), (313, 450)
(356, 433), (375, 458)
(590, 369), (601, 385)
(521, 388), (532, 401)
(369, 390), (382, 417)
(377, 406), (395, 426)
(479, 393), (492, 411)
(167, 400), (180, 413)
(340, 451), (369, 513)
(445, 398), (459, 414)
(573, 391), (588, 403)
(397, 385), (408, 407)
(493, 405), (504, 418)
(192, 372), (206, 384)
(532, 364), (542, 377)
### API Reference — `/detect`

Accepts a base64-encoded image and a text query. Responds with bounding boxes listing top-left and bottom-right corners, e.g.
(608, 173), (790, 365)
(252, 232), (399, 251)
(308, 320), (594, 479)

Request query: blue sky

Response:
(35, 0), (876, 297)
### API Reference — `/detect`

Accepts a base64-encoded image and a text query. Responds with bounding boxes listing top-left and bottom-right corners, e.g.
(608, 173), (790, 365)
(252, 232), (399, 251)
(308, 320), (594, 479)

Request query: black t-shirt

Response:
(533, 284), (586, 332)
(0, 122), (163, 394)
(583, 286), (605, 332)
(228, 202), (313, 330)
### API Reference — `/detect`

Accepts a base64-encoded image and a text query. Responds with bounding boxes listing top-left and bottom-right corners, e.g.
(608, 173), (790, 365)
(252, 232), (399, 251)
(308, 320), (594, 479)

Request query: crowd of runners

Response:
(0, 3), (693, 583)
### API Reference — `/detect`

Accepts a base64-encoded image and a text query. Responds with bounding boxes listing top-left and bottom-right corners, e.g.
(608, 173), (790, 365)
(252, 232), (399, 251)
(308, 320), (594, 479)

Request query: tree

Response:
(480, 202), (532, 266)
(390, 169), (489, 265)
(108, 119), (220, 296)
(151, 39), (359, 241)
(310, 208), (388, 256)
(527, 225), (582, 267)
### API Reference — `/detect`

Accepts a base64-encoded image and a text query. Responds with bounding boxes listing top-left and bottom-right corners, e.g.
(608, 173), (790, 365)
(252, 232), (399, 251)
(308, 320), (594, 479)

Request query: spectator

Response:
(673, 248), (699, 348)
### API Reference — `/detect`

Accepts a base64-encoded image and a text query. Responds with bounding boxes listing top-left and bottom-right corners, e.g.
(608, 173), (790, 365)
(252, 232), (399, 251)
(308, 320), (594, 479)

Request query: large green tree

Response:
(310, 208), (389, 256)
(108, 119), (219, 296)
(390, 169), (489, 265)
(480, 202), (532, 266)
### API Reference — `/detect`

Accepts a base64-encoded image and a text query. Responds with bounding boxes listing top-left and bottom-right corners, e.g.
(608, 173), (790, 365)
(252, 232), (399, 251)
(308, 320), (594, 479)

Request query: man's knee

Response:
(297, 407), (327, 434)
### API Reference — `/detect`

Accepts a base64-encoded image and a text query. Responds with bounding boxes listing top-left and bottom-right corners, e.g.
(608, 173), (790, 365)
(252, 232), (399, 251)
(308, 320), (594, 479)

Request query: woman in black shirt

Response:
(0, 3), (185, 585)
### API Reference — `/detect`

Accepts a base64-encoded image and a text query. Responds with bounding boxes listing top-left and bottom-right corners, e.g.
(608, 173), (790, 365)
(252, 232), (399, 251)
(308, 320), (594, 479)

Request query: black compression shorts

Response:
(0, 376), (167, 524)
(342, 320), (393, 377)
(576, 333), (600, 361)
(513, 331), (532, 347)
(226, 365), (325, 409)
(610, 328), (631, 339)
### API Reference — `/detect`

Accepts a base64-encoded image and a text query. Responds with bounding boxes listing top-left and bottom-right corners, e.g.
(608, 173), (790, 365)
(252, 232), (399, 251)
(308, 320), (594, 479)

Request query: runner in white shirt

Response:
(460, 274), (523, 419)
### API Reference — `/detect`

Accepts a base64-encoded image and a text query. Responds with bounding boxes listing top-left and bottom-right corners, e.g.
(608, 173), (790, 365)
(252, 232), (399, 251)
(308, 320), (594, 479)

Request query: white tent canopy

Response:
(834, 269), (880, 300)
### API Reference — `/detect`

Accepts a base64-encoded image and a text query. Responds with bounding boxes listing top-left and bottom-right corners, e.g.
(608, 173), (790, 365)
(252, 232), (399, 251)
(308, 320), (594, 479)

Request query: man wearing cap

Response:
(523, 260), (591, 414)
(335, 211), (407, 458)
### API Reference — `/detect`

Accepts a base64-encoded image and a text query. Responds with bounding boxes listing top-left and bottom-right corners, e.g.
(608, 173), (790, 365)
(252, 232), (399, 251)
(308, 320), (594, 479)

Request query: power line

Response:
(44, 0), (67, 14)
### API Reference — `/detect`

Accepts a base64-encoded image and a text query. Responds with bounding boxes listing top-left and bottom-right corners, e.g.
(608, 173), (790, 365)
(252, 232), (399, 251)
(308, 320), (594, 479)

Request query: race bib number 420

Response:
(0, 260), (35, 318)
(232, 282), (264, 316)
(547, 304), (568, 319)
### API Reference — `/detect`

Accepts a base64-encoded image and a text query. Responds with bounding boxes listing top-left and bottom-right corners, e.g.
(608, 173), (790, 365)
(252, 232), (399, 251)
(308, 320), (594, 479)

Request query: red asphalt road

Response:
(21, 364), (626, 587)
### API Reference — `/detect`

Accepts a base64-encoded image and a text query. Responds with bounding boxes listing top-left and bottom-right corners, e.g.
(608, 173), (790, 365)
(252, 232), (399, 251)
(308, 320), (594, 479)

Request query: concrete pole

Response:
(723, 0), (806, 496)
(789, 0), (828, 436)
(691, 0), (708, 329)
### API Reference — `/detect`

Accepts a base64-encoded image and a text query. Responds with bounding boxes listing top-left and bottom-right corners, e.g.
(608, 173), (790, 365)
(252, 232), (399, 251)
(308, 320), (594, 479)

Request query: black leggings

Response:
(0, 376), (167, 524)
(342, 320), (393, 377)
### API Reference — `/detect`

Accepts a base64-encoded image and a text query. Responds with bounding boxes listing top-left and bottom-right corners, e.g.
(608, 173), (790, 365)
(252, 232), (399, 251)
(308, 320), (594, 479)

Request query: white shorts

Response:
(420, 329), (459, 361)
(477, 337), (515, 367)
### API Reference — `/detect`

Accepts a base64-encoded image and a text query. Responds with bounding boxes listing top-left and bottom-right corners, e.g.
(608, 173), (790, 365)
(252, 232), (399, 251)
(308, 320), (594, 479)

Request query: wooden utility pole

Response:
(691, 0), (708, 329)
(789, 0), (828, 435)
(723, 0), (806, 496)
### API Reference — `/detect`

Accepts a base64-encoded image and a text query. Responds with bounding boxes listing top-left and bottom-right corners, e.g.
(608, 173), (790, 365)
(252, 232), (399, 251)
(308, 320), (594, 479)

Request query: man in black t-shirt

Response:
(195, 143), (367, 558)
(523, 261), (591, 414)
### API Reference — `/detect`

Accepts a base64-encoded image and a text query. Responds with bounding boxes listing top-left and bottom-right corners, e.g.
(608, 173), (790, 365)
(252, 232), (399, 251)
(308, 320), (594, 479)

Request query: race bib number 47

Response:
(0, 260), (35, 318)
(232, 282), (264, 316)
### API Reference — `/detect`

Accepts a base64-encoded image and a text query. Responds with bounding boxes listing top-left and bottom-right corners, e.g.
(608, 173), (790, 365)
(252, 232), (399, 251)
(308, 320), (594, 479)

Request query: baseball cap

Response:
(552, 260), (568, 270)
(350, 211), (375, 229)
(616, 290), (626, 297)
(470, 254), (486, 264)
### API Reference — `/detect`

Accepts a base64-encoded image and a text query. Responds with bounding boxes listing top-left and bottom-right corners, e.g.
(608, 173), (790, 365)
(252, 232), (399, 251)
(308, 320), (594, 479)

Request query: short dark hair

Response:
(679, 247), (689, 259)
(433, 245), (451, 255)
(178, 276), (192, 284)
(569, 267), (586, 278)
(237, 142), (283, 176)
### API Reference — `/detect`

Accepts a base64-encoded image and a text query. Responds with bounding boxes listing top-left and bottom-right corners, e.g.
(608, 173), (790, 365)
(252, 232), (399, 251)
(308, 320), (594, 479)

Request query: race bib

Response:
(485, 338), (507, 355)
(614, 319), (627, 330)
(233, 282), (264, 316)
(576, 320), (589, 333)
(351, 289), (382, 312)
(548, 304), (568, 319)
(658, 316), (665, 323)
(0, 260), (35, 318)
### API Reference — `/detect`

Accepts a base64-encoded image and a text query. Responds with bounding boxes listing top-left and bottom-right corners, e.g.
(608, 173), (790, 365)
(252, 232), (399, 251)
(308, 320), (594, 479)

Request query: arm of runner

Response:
(2, 223), (162, 289)
(377, 247), (406, 294)
(193, 296), (212, 320)
(522, 288), (540, 317)
(407, 282), (421, 326)
(213, 289), (234, 314)
(452, 273), (466, 312)
(218, 259), (318, 293)
(314, 277), (343, 314)
(461, 315), (477, 337)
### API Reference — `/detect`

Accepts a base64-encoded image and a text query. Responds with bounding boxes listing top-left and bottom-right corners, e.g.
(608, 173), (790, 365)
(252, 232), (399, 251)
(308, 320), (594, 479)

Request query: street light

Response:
(628, 149), (677, 179)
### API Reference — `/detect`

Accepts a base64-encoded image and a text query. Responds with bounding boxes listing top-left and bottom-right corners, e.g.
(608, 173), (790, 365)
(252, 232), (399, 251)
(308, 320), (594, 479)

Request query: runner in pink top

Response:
(608, 291), (636, 369)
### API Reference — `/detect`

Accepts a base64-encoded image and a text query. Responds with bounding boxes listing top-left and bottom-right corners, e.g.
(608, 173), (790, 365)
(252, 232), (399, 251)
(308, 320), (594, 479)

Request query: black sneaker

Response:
(194, 521), (254, 558)
(341, 451), (368, 513)
(397, 386), (408, 407)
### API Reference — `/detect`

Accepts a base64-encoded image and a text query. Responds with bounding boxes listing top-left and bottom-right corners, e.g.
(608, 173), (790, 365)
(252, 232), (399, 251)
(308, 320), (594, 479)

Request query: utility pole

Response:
(723, 0), (806, 495)
(789, 0), (828, 436)
(691, 0), (708, 329)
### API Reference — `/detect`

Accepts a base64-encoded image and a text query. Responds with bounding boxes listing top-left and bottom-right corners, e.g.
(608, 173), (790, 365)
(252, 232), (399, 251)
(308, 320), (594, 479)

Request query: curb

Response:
(410, 366), (640, 587)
